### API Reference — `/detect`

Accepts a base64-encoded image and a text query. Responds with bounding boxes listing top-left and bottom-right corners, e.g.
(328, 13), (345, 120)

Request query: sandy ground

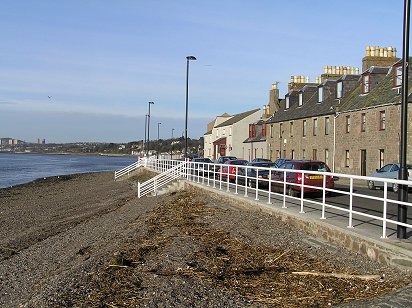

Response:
(0, 171), (411, 307)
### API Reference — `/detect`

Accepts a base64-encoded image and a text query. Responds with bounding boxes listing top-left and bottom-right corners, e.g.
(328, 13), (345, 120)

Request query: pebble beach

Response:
(0, 171), (411, 307)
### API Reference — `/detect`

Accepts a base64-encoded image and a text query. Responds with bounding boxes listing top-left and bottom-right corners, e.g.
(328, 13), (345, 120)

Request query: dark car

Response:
(271, 160), (334, 196)
(191, 157), (214, 176)
(237, 161), (277, 188)
(251, 158), (272, 163)
(273, 158), (290, 168)
(219, 159), (248, 181)
(216, 156), (237, 164)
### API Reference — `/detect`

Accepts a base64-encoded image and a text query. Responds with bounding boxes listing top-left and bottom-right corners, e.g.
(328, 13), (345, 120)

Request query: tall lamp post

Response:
(144, 114), (148, 156)
(147, 101), (154, 156)
(185, 55), (197, 160)
(397, 0), (410, 239)
(157, 122), (161, 159)
(171, 128), (175, 160)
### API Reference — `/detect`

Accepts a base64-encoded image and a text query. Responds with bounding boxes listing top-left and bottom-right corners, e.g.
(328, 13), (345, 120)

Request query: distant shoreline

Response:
(0, 151), (137, 158)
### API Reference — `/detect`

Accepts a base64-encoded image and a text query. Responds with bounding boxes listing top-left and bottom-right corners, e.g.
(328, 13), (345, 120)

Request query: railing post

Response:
(321, 174), (326, 219)
(381, 182), (388, 238)
(300, 171), (305, 213)
(267, 169), (272, 205)
(244, 166), (248, 197)
(255, 170), (259, 200)
(235, 166), (239, 195)
(282, 170), (287, 208)
(348, 177), (354, 229)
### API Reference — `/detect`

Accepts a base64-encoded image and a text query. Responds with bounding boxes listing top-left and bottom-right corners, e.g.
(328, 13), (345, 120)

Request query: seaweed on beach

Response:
(81, 190), (410, 307)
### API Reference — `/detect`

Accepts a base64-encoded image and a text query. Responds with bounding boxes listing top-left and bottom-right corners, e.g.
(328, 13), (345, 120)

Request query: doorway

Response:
(360, 149), (367, 176)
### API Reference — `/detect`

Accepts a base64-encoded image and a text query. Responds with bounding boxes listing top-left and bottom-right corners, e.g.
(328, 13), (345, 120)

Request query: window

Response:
(279, 123), (283, 138)
(216, 129), (219, 137)
(325, 117), (330, 135)
(318, 87), (323, 103)
(276, 150), (280, 159)
(337, 81), (343, 98)
(249, 125), (253, 138)
(262, 124), (266, 137)
(299, 93), (303, 106)
(303, 120), (307, 136)
(302, 149), (306, 159)
(290, 121), (294, 137)
(223, 128), (226, 135)
(285, 96), (290, 109)
(379, 111), (386, 130)
(395, 65), (402, 87)
(363, 74), (370, 94)
(229, 127), (232, 136)
(270, 125), (273, 138)
(313, 149), (317, 160)
(325, 149), (329, 165)
(313, 118), (318, 136)
(291, 150), (295, 159)
(345, 115), (351, 133)
(379, 149), (385, 168)
(345, 150), (350, 167)
(361, 113), (366, 132)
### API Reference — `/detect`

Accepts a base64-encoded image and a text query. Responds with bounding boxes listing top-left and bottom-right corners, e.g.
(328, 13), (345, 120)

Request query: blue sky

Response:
(0, 0), (407, 143)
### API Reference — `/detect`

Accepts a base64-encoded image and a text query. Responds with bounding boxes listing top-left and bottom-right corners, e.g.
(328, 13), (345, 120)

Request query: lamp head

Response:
(148, 101), (154, 105)
(186, 56), (197, 61)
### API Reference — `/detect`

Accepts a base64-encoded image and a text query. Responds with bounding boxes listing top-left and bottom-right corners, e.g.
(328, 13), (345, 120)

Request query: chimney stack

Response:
(362, 45), (398, 72)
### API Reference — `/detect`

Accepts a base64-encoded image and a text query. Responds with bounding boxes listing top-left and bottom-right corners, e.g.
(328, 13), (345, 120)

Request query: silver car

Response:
(367, 163), (412, 192)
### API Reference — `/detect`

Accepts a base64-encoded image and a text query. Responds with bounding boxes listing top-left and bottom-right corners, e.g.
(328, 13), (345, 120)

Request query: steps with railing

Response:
(138, 161), (186, 198)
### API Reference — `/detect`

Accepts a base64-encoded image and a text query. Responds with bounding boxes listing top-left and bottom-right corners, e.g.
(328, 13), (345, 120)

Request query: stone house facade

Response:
(265, 46), (412, 176)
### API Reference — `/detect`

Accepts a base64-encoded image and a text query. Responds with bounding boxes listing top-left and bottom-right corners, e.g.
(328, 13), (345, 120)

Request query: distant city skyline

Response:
(0, 0), (407, 143)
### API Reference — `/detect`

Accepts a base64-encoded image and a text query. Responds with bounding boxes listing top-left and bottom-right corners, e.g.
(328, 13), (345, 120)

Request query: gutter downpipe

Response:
(333, 112), (340, 173)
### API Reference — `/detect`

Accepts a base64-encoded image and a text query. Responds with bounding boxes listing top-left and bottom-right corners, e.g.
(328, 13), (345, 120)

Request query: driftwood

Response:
(291, 271), (381, 281)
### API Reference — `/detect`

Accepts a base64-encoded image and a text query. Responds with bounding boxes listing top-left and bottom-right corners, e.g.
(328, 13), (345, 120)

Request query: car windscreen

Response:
(300, 163), (330, 172)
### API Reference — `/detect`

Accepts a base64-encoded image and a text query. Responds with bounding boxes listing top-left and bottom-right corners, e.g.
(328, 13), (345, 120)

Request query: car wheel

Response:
(367, 180), (376, 190)
(287, 186), (297, 197)
(248, 179), (255, 188)
(393, 183), (399, 193)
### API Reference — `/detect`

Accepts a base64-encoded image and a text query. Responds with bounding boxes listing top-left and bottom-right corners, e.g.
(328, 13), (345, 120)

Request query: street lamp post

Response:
(397, 0), (410, 239)
(171, 128), (175, 160)
(144, 114), (148, 156)
(185, 55), (197, 160)
(157, 122), (161, 159)
(147, 101), (154, 156)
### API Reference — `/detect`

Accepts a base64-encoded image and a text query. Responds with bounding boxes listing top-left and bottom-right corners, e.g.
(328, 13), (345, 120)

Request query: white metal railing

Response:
(138, 160), (186, 198)
(114, 160), (142, 180)
(160, 159), (411, 239)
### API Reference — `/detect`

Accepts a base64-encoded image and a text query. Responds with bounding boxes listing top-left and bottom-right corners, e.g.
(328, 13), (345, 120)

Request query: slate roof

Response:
(266, 83), (337, 124)
(214, 108), (260, 128)
(243, 133), (266, 143)
(337, 67), (412, 112)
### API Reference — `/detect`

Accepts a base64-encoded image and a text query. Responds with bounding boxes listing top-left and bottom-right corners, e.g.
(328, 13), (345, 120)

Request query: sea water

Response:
(0, 153), (137, 188)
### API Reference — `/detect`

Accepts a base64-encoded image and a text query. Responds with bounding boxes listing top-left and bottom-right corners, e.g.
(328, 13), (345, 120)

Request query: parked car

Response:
(213, 156), (238, 173)
(216, 156), (237, 164)
(237, 161), (277, 188)
(270, 160), (334, 196)
(251, 158), (272, 163)
(191, 157), (214, 176)
(273, 158), (290, 168)
(219, 159), (248, 181)
(367, 163), (412, 192)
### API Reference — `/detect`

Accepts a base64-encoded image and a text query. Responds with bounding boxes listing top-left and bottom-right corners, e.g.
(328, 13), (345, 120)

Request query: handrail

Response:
(114, 160), (142, 180)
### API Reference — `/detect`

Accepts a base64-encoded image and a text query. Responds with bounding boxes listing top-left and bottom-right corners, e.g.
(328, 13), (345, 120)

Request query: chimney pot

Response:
(355, 68), (359, 74)
(324, 66), (327, 73)
(370, 46), (375, 56)
(306, 76), (309, 83)
(366, 46), (371, 56)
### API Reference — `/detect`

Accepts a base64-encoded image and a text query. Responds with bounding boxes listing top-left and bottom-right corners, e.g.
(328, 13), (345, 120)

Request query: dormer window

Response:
(298, 93), (303, 106)
(337, 81), (343, 98)
(363, 74), (370, 94)
(318, 87), (323, 103)
(285, 96), (290, 109)
(394, 65), (402, 87)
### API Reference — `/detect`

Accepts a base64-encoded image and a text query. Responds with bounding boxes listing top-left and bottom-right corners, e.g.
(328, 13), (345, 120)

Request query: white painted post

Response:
(381, 182), (388, 238)
(300, 171), (305, 213)
(282, 170), (287, 208)
(321, 174), (326, 219)
(267, 169), (272, 205)
(348, 177), (354, 228)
